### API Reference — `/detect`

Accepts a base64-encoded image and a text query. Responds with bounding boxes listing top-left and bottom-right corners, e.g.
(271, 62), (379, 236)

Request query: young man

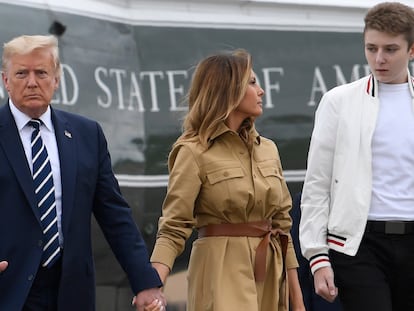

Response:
(300, 2), (414, 311)
(0, 35), (165, 311)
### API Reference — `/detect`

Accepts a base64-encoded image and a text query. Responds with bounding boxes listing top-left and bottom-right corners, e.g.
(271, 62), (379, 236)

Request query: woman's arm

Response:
(151, 262), (171, 284)
(288, 268), (306, 311)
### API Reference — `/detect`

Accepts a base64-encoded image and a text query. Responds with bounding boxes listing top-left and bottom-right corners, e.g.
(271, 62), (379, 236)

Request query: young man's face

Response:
(364, 29), (414, 84)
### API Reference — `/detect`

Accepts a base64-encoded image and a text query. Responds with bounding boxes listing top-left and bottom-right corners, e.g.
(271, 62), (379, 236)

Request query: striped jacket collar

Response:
(366, 69), (414, 98)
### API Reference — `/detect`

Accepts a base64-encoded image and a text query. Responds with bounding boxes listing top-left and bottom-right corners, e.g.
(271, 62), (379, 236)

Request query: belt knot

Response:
(197, 220), (288, 282)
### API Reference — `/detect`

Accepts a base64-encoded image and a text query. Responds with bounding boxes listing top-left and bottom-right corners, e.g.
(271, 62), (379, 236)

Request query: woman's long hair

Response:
(175, 49), (254, 148)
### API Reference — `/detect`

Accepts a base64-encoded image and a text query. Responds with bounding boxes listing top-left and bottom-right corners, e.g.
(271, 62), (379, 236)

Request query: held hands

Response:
(313, 266), (338, 302)
(132, 287), (166, 311)
(0, 261), (8, 273)
(131, 262), (170, 311)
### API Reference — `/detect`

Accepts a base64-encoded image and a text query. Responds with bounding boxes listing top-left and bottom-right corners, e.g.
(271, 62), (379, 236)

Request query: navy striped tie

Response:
(29, 119), (61, 268)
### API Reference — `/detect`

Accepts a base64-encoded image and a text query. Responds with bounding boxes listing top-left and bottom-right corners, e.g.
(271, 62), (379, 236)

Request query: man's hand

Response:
(313, 266), (338, 302)
(132, 287), (166, 311)
(0, 261), (8, 273)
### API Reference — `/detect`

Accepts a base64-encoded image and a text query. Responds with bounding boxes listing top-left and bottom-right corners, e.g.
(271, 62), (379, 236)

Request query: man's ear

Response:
(2, 72), (10, 92)
(53, 75), (60, 90)
(409, 43), (414, 60)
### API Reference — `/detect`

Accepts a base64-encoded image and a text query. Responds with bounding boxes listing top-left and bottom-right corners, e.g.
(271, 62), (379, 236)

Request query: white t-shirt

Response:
(369, 82), (414, 221)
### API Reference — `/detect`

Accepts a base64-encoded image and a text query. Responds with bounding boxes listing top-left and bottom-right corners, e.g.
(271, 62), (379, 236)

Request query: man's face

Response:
(2, 48), (59, 118)
(364, 29), (414, 84)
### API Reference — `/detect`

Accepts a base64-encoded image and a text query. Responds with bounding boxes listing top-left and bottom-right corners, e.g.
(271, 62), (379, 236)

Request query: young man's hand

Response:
(314, 266), (338, 302)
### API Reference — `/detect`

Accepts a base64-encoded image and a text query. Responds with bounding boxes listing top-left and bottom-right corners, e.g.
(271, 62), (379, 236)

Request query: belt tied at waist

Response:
(197, 220), (288, 282)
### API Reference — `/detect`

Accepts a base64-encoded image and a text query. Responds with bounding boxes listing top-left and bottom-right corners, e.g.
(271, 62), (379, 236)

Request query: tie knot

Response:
(28, 119), (42, 131)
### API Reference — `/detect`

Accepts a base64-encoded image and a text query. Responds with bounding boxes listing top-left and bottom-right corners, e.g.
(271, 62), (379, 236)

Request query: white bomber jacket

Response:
(299, 71), (414, 274)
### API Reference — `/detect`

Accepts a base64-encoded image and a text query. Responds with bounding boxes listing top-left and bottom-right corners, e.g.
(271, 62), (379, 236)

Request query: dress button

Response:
(223, 171), (229, 177)
(28, 275), (34, 281)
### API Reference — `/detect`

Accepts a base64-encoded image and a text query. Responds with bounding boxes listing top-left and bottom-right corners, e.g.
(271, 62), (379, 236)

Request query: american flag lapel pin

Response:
(64, 130), (72, 138)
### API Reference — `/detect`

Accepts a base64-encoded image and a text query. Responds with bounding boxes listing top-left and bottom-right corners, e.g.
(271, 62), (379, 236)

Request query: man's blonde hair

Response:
(2, 35), (61, 77)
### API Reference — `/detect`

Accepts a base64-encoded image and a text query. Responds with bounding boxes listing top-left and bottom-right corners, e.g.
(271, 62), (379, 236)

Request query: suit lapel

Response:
(51, 109), (77, 237)
(0, 104), (40, 219)
(0, 104), (78, 235)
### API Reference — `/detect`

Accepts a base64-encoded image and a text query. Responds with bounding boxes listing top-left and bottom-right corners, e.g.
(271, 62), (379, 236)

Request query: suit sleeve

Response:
(91, 122), (162, 294)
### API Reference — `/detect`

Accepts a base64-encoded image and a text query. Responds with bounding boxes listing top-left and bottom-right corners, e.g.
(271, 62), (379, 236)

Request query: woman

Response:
(150, 49), (304, 311)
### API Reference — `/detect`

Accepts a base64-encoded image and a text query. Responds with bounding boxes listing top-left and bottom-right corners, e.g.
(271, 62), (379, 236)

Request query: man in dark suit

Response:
(0, 34), (165, 311)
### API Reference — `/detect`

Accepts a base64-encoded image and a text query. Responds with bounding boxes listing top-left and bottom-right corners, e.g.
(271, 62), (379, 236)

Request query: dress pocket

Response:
(206, 167), (244, 185)
(257, 164), (285, 199)
(257, 166), (281, 179)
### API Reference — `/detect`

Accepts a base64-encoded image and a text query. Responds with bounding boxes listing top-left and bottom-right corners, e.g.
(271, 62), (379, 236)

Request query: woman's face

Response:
(228, 70), (264, 128)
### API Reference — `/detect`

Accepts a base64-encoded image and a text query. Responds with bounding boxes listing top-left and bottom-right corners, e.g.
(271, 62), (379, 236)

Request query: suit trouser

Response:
(22, 258), (62, 311)
(330, 230), (414, 311)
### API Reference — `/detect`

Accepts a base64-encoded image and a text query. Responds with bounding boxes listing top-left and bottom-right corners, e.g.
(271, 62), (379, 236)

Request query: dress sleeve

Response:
(150, 143), (201, 269)
(270, 144), (299, 269)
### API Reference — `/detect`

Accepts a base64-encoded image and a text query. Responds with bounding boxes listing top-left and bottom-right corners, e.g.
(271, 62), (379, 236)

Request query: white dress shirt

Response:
(9, 100), (64, 245)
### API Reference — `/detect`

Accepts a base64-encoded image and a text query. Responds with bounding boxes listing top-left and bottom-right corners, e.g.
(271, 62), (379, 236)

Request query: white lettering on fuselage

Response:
(0, 63), (370, 111)
(308, 64), (370, 106)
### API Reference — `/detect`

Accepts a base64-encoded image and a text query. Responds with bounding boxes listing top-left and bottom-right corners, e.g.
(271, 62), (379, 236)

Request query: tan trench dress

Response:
(151, 123), (298, 311)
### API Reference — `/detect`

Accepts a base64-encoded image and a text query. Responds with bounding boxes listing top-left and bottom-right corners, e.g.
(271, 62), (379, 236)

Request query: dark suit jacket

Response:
(0, 103), (162, 311)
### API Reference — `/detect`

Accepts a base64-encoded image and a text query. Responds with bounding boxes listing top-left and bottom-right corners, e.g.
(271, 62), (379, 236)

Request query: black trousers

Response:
(22, 258), (62, 311)
(331, 231), (414, 311)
